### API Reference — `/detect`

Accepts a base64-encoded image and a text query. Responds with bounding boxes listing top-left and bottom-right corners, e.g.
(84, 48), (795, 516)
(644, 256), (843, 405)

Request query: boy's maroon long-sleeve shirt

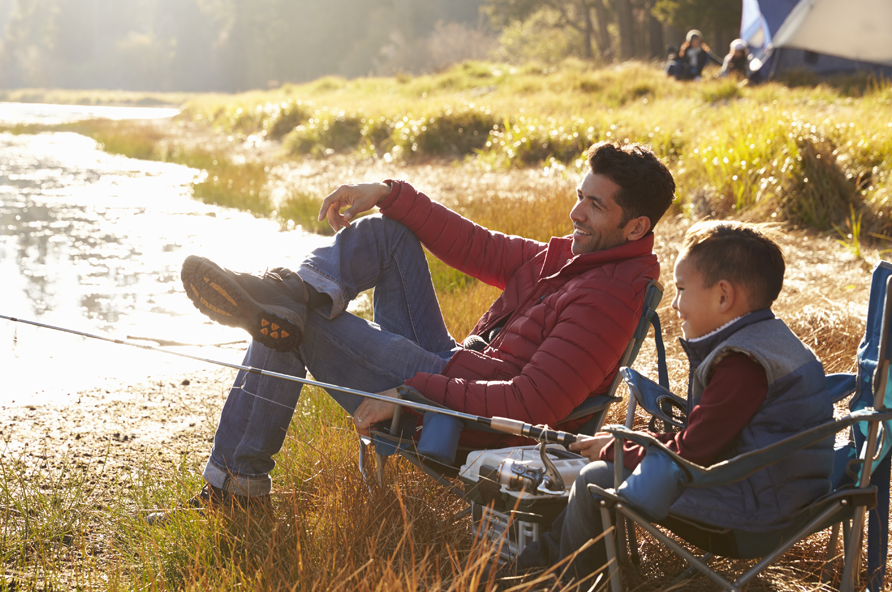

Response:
(601, 352), (769, 469)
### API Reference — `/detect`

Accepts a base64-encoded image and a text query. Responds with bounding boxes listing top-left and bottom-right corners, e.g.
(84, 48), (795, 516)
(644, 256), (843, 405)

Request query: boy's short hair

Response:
(681, 221), (785, 310)
(586, 142), (676, 233)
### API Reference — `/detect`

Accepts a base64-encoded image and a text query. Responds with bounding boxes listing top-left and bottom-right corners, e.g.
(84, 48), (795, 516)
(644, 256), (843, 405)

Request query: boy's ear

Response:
(717, 279), (736, 313)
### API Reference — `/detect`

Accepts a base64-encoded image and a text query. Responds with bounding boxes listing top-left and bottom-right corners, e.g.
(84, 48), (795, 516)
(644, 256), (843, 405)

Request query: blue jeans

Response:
(204, 215), (461, 496)
(518, 461), (632, 580)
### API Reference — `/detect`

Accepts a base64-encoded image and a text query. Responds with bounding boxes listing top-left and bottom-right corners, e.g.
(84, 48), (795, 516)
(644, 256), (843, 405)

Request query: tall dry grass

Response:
(4, 60), (891, 590)
(1, 169), (884, 591)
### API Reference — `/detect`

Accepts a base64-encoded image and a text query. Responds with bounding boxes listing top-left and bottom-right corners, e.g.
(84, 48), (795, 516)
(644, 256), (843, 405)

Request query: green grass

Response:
(7, 59), (891, 238)
(174, 60), (892, 237)
(0, 88), (194, 107)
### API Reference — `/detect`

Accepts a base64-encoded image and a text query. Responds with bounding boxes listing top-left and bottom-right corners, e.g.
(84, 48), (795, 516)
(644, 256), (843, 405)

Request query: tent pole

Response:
(769, 47), (781, 79)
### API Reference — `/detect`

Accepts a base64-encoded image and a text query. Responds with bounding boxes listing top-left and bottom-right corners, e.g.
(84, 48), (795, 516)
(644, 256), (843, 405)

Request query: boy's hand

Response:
(318, 182), (391, 232)
(568, 433), (613, 462)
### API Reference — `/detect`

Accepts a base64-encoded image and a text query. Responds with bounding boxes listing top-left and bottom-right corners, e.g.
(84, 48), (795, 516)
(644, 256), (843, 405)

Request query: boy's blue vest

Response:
(670, 309), (834, 531)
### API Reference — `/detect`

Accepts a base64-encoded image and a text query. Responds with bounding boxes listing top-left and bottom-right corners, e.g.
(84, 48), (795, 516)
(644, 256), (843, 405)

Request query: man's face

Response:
(570, 172), (629, 255)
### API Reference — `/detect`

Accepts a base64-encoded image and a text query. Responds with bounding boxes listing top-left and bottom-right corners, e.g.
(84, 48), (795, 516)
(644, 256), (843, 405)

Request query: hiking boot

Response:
(145, 483), (271, 526)
(181, 255), (309, 352)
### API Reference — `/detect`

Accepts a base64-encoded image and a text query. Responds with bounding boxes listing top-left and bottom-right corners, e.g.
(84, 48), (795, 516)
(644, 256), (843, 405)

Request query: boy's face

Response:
(671, 254), (726, 340)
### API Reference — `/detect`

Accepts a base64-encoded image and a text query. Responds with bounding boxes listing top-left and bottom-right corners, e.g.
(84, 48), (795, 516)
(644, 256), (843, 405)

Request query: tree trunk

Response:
(591, 0), (612, 60)
(582, 0), (594, 59)
(616, 0), (635, 60)
(647, 1), (664, 59)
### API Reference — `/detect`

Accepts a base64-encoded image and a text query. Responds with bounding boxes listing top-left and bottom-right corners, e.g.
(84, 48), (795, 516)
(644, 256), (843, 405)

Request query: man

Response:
(157, 142), (675, 514)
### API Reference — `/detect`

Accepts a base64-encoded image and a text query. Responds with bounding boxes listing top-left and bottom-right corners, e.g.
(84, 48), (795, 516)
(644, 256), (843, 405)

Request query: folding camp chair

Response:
(590, 262), (892, 592)
(357, 280), (667, 557)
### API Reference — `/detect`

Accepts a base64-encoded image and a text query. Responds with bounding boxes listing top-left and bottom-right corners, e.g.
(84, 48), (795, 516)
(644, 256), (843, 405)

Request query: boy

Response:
(517, 221), (834, 582)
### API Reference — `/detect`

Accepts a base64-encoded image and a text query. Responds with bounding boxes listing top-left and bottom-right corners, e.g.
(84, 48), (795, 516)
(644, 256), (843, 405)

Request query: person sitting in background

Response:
(719, 39), (755, 80)
(666, 29), (722, 81)
(516, 221), (834, 583)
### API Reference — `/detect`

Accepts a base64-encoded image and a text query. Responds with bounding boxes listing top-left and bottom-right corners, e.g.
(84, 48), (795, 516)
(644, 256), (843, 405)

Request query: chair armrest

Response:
(396, 385), (448, 409)
(602, 408), (892, 489)
(562, 395), (621, 423)
(620, 367), (687, 429)
(826, 373), (857, 404)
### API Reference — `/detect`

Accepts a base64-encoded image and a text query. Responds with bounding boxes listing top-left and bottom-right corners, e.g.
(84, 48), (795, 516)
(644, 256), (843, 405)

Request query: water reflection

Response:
(0, 111), (326, 403)
(0, 102), (180, 125)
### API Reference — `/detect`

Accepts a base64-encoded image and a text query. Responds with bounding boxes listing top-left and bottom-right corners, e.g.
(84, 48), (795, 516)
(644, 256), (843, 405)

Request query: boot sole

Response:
(181, 255), (302, 352)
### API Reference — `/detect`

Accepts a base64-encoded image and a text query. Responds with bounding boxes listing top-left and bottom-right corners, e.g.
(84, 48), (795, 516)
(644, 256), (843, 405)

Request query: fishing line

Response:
(1, 313), (579, 445)
(0, 313), (418, 412)
(234, 372), (301, 413)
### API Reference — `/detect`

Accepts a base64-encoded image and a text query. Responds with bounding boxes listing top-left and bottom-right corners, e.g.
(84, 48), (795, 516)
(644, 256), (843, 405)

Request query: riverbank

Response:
(1, 203), (879, 591)
(0, 88), (193, 108)
(3, 61), (891, 590)
(5, 60), (892, 248)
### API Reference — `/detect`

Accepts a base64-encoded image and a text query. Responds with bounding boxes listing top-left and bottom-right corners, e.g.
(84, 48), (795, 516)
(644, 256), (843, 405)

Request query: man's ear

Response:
(624, 216), (651, 242)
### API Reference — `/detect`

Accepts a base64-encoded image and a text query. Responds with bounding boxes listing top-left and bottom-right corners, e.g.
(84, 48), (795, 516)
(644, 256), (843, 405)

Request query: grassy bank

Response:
(181, 59), (892, 239)
(2, 173), (881, 590)
(5, 59), (892, 242)
(3, 61), (890, 590)
(0, 88), (193, 107)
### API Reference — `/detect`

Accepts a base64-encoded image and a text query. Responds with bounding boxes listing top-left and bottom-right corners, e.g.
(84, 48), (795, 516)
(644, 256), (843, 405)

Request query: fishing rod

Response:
(1, 314), (578, 446)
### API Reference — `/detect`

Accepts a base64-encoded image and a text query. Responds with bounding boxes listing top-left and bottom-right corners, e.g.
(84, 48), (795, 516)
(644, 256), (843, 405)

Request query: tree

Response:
(616, 0), (635, 59)
(484, 0), (615, 60)
(0, 0), (491, 91)
(652, 0), (741, 46)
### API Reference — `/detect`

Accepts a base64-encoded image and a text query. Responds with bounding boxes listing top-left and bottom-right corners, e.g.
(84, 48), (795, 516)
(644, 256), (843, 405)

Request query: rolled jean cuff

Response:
(297, 265), (346, 318)
(203, 458), (272, 497)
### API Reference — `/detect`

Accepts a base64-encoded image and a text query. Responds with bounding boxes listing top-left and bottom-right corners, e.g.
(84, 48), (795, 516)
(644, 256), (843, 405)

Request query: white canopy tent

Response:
(770, 0), (892, 66)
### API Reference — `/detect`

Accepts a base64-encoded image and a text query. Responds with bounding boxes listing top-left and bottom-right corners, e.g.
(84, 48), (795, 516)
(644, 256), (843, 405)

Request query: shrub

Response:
(283, 110), (363, 156)
(192, 160), (272, 215)
(262, 99), (311, 139)
(700, 78), (743, 103)
(483, 116), (593, 167)
(777, 135), (858, 230)
(360, 116), (396, 157)
(392, 106), (498, 159)
(277, 190), (337, 235)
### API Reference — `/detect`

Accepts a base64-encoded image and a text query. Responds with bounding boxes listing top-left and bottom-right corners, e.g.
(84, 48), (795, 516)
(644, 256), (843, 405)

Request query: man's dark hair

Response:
(586, 142), (676, 233)
(682, 221), (785, 310)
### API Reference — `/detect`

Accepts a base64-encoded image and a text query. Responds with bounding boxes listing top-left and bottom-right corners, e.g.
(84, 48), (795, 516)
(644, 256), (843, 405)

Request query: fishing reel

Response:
(480, 440), (567, 497)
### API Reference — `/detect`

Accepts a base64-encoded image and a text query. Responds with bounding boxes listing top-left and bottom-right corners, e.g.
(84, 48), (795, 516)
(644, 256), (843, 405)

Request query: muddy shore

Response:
(0, 366), (235, 488)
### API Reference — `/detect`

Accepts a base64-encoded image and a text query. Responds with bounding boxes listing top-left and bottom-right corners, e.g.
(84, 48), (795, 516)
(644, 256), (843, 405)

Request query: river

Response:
(0, 103), (327, 405)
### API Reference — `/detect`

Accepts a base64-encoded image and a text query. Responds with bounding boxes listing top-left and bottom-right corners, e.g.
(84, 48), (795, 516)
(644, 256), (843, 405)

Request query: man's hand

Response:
(568, 432), (613, 462)
(352, 387), (400, 437)
(318, 182), (391, 232)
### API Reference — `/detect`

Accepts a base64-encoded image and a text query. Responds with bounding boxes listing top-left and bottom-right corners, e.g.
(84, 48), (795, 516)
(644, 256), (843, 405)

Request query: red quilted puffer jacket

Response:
(379, 180), (660, 447)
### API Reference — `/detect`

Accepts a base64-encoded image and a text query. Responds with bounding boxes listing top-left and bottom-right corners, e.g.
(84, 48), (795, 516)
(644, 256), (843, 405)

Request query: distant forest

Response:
(0, 0), (741, 91)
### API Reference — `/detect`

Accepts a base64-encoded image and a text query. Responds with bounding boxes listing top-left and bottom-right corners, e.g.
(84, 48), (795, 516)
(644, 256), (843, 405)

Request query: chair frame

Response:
(590, 275), (892, 592)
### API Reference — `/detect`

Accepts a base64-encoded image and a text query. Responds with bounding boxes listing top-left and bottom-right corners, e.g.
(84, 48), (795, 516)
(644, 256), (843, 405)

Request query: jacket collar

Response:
(541, 233), (656, 279)
(679, 308), (775, 369)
